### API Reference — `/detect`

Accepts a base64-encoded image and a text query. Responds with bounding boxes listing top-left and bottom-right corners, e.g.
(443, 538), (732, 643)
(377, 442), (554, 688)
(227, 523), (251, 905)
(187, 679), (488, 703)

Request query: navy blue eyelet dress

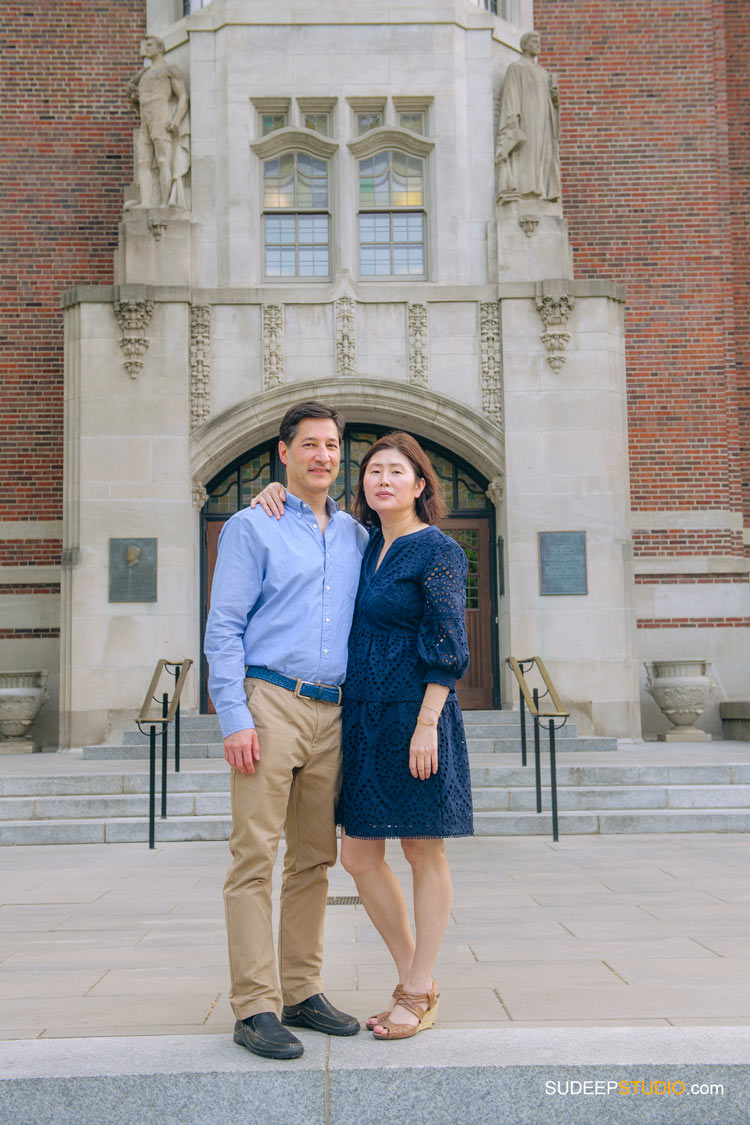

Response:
(337, 525), (474, 840)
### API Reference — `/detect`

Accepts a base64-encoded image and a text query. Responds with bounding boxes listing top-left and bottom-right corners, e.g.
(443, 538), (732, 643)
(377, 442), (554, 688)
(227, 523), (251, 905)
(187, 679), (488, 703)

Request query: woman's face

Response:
(362, 447), (425, 521)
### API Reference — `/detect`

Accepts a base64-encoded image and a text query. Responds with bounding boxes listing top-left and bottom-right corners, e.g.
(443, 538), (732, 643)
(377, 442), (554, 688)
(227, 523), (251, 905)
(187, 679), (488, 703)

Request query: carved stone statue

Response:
(126, 35), (190, 209)
(496, 31), (561, 202)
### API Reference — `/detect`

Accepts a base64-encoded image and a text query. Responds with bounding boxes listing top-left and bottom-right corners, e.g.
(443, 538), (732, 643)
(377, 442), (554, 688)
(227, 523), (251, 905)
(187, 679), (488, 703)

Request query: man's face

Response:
(278, 418), (341, 499)
(143, 37), (160, 59)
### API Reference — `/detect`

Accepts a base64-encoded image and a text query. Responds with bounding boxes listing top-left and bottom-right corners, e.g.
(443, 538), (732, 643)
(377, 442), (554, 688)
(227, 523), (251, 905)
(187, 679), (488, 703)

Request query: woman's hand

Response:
(250, 482), (287, 519)
(409, 723), (438, 780)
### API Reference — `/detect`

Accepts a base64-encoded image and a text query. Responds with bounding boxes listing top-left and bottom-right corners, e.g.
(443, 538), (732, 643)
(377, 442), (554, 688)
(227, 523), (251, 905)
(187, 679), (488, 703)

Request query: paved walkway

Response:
(2, 829), (750, 1040)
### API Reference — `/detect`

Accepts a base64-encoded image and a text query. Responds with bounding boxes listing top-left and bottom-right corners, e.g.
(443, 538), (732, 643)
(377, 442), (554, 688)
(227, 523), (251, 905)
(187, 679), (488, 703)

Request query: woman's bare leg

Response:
(374, 837), (452, 1032)
(339, 831), (416, 988)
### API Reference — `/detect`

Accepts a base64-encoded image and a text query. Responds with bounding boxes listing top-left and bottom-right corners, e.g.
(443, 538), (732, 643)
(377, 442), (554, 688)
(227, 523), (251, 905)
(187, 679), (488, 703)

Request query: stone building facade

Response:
(1, 0), (748, 748)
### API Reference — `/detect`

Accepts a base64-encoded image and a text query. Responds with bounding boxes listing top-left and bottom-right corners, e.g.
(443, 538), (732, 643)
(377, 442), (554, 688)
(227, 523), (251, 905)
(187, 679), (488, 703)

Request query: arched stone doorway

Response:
(199, 425), (500, 712)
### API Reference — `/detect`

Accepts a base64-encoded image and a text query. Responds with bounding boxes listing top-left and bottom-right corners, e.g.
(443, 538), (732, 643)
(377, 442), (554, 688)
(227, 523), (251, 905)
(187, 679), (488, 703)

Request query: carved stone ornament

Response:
(519, 213), (539, 238)
(191, 480), (209, 511)
(486, 475), (504, 508)
(125, 35), (190, 211)
(479, 302), (503, 426)
(148, 216), (168, 240)
(114, 299), (154, 378)
(535, 286), (575, 372)
(335, 296), (357, 378)
(407, 302), (429, 387)
(189, 305), (211, 431)
(263, 304), (285, 390)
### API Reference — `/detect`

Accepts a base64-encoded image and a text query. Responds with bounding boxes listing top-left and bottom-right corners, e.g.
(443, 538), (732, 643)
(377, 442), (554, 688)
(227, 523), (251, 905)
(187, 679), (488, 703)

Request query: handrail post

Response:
(174, 665), (181, 774)
(148, 724), (156, 849)
(519, 680), (527, 767)
(161, 692), (169, 820)
(548, 719), (559, 843)
(532, 687), (542, 813)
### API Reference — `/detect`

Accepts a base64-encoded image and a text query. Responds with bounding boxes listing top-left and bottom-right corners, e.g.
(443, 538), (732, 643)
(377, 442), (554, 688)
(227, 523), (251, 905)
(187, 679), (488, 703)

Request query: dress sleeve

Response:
(416, 537), (470, 688)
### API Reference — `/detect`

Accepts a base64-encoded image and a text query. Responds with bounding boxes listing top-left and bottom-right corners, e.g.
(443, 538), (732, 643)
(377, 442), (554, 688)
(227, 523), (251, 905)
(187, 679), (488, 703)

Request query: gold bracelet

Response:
(417, 717), (438, 727)
(421, 704), (440, 715)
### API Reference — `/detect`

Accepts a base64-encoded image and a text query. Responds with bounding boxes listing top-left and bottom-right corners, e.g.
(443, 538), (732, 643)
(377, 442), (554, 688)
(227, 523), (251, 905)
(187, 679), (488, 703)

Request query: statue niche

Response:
(496, 30), (561, 203)
(125, 35), (190, 210)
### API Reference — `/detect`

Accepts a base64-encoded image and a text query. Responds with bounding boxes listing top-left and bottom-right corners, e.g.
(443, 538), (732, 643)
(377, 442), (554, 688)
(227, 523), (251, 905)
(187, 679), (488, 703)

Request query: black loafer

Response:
(281, 993), (360, 1036)
(233, 1012), (304, 1059)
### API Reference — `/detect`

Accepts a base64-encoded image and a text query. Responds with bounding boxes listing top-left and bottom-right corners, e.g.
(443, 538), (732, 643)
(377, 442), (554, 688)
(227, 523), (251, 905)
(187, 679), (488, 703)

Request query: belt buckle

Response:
(293, 679), (305, 699)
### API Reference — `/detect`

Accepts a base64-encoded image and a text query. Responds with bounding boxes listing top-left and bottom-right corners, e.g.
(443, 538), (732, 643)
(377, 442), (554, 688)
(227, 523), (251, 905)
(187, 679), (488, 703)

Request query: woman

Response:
(255, 431), (473, 1040)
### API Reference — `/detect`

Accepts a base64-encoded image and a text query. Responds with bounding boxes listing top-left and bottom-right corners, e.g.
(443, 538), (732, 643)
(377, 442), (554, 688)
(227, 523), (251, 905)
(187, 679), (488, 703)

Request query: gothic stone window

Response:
(263, 152), (330, 278)
(358, 150), (426, 278)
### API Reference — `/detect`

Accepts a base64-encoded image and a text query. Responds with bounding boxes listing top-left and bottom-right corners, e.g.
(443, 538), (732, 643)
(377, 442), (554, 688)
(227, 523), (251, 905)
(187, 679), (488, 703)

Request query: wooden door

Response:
(440, 518), (494, 710)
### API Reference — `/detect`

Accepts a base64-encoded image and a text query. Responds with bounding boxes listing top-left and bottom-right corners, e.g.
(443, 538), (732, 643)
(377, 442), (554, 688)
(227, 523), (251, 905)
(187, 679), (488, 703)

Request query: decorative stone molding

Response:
(113, 298), (153, 379)
(335, 296), (357, 378)
(191, 480), (209, 511)
(407, 302), (429, 387)
(486, 475), (504, 508)
(251, 128), (339, 161)
(535, 284), (575, 372)
(479, 302), (503, 426)
(347, 126), (434, 160)
(189, 305), (211, 432)
(263, 304), (285, 389)
(148, 216), (168, 240)
(519, 213), (539, 238)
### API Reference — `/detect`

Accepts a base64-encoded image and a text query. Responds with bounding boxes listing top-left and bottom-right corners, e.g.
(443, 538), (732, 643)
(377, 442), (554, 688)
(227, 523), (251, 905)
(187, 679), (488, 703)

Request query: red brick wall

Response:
(535, 0), (746, 545)
(725, 0), (750, 522)
(0, 1), (143, 522)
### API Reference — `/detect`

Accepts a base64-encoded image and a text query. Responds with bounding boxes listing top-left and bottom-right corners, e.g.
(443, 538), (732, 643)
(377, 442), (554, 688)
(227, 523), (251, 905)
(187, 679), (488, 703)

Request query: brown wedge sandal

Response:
(365, 984), (405, 1031)
(372, 982), (440, 1041)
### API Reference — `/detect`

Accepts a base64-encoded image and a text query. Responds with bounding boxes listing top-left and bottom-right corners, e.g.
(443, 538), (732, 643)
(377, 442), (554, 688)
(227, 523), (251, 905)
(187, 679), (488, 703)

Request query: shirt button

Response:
(326, 585), (330, 590)
(325, 617), (330, 623)
(323, 648), (328, 654)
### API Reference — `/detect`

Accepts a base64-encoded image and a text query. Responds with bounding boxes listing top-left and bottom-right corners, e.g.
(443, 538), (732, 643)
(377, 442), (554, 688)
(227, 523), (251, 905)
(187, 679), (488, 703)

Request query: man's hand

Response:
(250, 482), (287, 519)
(224, 728), (260, 774)
(409, 724), (438, 781)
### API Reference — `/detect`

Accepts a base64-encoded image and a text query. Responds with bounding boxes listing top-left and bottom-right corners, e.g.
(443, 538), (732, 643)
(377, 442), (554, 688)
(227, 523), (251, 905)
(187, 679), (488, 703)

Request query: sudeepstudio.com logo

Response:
(545, 1079), (725, 1097)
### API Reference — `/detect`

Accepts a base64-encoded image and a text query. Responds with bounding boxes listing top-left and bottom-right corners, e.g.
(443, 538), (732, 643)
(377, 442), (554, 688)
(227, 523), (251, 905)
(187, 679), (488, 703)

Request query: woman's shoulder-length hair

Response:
(351, 431), (448, 527)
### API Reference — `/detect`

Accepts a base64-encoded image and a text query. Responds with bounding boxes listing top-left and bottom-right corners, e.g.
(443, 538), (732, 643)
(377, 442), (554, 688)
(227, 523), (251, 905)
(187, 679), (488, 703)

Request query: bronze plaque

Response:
(539, 531), (587, 596)
(109, 538), (157, 602)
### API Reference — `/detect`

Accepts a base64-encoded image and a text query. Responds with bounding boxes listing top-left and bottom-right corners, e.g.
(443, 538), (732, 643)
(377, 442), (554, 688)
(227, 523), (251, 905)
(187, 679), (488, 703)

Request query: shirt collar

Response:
(285, 490), (339, 518)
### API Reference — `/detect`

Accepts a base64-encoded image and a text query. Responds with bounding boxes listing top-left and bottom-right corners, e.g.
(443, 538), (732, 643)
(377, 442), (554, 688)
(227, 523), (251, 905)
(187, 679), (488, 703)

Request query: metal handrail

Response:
(506, 657), (569, 842)
(135, 659), (193, 849)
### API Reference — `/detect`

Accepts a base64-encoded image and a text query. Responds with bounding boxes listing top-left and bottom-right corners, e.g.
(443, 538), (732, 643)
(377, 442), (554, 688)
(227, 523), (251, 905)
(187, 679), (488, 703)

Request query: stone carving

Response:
(496, 31), (560, 203)
(189, 305), (211, 431)
(519, 213), (539, 237)
(407, 303), (429, 387)
(535, 286), (575, 372)
(479, 302), (503, 426)
(335, 296), (357, 378)
(148, 217), (168, 240)
(486, 475), (504, 508)
(126, 35), (190, 210)
(263, 304), (285, 389)
(114, 299), (154, 378)
(0, 671), (49, 754)
(645, 660), (714, 742)
(192, 480), (209, 511)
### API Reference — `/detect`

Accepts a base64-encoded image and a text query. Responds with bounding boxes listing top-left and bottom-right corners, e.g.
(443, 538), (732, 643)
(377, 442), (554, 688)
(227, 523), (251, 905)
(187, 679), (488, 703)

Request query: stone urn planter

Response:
(0, 671), (49, 753)
(644, 659), (714, 742)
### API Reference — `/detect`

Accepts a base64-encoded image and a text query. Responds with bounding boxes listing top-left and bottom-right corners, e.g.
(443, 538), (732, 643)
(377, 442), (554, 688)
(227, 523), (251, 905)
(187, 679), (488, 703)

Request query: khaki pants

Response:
(223, 677), (342, 1019)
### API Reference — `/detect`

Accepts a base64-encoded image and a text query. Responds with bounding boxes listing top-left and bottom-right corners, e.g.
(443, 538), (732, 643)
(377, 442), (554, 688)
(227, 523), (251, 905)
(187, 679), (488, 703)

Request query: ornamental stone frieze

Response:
(189, 306), (211, 432)
(407, 302), (429, 387)
(534, 283), (575, 372)
(191, 480), (209, 511)
(335, 296), (357, 378)
(485, 475), (504, 508)
(113, 298), (154, 379)
(479, 301), (503, 426)
(263, 305), (285, 389)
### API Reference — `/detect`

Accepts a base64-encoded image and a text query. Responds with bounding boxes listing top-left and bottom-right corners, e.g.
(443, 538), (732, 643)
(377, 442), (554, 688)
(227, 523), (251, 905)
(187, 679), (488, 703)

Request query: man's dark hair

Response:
(279, 401), (345, 445)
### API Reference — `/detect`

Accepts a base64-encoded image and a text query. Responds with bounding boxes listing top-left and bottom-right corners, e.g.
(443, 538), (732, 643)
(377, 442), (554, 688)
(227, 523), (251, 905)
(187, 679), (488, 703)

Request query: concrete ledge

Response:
(1, 1028), (748, 1125)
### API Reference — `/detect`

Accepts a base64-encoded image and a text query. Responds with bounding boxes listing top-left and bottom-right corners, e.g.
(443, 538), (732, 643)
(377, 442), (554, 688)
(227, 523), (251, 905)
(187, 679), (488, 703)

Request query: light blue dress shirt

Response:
(204, 492), (368, 739)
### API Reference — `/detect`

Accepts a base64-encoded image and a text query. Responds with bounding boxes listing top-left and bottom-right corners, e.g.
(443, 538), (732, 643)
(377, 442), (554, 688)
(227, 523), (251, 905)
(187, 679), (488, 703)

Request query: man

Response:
(204, 402), (368, 1060)
(126, 35), (190, 209)
(496, 30), (561, 202)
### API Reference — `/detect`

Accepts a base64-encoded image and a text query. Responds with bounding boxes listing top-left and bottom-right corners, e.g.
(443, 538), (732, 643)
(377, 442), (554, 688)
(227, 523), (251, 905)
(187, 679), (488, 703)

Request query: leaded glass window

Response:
(263, 152), (330, 279)
(358, 150), (426, 279)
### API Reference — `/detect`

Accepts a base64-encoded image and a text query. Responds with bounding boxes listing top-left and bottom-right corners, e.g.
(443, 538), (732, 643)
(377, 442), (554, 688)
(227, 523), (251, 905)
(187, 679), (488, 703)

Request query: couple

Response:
(204, 400), (474, 1061)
